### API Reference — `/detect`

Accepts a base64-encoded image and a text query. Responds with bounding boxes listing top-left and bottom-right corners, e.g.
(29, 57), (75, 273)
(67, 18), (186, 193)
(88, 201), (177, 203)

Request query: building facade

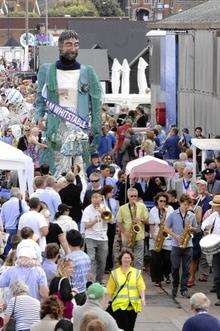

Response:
(119, 0), (208, 21)
(148, 0), (220, 136)
(119, 0), (175, 21)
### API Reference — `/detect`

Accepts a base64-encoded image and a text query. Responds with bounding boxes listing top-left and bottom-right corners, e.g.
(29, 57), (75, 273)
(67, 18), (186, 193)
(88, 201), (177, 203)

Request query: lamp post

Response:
(45, 0), (48, 37)
(25, 0), (29, 45)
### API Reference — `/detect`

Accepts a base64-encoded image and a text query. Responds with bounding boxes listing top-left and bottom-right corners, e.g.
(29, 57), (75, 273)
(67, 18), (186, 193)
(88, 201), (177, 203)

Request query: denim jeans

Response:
(133, 240), (144, 270)
(171, 246), (192, 292)
(3, 229), (17, 257)
(85, 238), (108, 283)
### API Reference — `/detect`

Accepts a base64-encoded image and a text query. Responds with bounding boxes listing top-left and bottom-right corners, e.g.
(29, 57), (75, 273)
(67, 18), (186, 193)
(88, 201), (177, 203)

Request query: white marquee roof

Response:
(191, 138), (220, 151)
(0, 141), (34, 195)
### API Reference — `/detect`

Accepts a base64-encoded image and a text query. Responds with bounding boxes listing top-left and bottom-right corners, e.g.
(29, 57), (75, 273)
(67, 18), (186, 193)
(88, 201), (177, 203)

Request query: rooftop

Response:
(148, 0), (220, 30)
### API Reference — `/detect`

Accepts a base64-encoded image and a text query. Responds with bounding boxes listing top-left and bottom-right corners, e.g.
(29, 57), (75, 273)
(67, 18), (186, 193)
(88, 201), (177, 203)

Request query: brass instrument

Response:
(128, 204), (142, 248)
(128, 223), (141, 248)
(163, 221), (193, 249)
(179, 222), (192, 249)
(153, 208), (168, 253)
(96, 198), (112, 222)
(100, 208), (112, 221)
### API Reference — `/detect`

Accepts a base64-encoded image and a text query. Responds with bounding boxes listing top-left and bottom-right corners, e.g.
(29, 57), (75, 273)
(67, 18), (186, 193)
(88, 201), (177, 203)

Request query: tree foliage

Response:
(92, 0), (124, 16)
(48, 1), (98, 17)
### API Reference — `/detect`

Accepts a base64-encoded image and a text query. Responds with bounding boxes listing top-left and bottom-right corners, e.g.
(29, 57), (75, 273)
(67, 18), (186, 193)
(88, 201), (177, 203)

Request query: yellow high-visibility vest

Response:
(110, 267), (144, 312)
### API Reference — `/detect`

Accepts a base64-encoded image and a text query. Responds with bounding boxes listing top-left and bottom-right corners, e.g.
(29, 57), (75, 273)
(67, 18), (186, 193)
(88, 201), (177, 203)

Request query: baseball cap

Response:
(202, 168), (215, 175)
(91, 153), (99, 159)
(58, 203), (71, 213)
(87, 283), (106, 300)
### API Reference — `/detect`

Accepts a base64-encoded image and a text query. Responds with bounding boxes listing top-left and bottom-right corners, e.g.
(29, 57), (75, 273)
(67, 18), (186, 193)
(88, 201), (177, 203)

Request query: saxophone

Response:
(153, 208), (168, 253)
(179, 222), (192, 249)
(162, 212), (193, 249)
(128, 204), (141, 248)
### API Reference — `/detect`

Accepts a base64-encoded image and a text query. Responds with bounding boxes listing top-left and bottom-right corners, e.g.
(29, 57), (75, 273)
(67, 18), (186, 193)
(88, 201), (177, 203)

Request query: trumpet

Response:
(95, 203), (112, 221)
(100, 208), (112, 221)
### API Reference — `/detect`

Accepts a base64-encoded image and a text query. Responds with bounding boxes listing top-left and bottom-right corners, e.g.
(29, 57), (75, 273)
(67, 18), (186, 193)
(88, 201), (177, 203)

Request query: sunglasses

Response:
(158, 199), (166, 203)
(91, 179), (99, 183)
(130, 195), (138, 198)
(187, 172), (193, 175)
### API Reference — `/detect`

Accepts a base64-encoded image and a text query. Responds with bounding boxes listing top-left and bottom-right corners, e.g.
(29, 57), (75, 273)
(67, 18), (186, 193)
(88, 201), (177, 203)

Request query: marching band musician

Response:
(149, 192), (174, 286)
(201, 195), (220, 306)
(80, 192), (111, 283)
(166, 194), (198, 299)
(101, 185), (119, 273)
(117, 188), (149, 270)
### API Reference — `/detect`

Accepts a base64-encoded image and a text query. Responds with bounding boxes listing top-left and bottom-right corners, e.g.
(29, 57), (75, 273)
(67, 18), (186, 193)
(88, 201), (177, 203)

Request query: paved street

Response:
(135, 274), (220, 331)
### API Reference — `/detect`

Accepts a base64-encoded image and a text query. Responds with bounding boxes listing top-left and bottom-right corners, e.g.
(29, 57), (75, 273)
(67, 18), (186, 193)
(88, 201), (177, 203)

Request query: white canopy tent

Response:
(191, 138), (220, 178)
(0, 141), (34, 195)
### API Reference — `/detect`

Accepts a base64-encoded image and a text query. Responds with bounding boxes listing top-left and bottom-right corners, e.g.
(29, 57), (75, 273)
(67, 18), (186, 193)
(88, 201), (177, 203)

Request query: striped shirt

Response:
(67, 250), (91, 293)
(6, 294), (40, 331)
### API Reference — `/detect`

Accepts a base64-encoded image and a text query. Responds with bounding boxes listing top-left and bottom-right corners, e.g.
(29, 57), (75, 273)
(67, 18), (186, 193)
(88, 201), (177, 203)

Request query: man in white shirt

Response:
(0, 187), (29, 257)
(30, 176), (45, 199)
(18, 197), (49, 252)
(32, 176), (61, 220)
(81, 192), (109, 283)
(201, 195), (220, 306)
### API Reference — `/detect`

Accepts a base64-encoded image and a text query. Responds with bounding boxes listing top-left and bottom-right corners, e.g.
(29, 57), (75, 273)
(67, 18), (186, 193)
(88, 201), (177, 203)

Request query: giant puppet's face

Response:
(59, 37), (80, 62)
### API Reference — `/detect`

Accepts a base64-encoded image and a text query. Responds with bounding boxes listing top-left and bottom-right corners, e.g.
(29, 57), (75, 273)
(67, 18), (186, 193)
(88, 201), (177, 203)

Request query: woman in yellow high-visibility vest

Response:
(106, 248), (146, 331)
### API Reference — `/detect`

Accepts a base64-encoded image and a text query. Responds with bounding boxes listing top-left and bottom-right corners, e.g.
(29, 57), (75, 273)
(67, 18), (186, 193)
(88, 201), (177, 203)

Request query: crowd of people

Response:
(0, 30), (220, 331)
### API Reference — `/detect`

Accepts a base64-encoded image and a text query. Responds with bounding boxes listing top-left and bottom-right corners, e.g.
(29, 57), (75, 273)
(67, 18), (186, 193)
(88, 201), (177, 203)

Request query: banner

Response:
(44, 98), (88, 129)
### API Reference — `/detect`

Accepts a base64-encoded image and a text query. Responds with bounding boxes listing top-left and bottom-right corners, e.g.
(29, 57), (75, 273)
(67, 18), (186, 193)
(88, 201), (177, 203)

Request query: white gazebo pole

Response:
(137, 57), (150, 94)
(201, 150), (206, 171)
(121, 59), (130, 96)
(111, 58), (122, 94)
(192, 145), (197, 180)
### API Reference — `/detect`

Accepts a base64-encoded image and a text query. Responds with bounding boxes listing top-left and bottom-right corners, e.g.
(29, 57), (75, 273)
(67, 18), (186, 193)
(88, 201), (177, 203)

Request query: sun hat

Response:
(209, 195), (220, 207)
(17, 246), (37, 259)
(87, 283), (106, 300)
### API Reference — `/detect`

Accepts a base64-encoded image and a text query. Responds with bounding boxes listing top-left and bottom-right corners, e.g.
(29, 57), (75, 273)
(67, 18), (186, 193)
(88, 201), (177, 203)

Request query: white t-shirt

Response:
(57, 69), (80, 108)
(81, 204), (108, 241)
(149, 205), (174, 251)
(18, 211), (48, 251)
(54, 215), (78, 234)
(201, 211), (220, 235)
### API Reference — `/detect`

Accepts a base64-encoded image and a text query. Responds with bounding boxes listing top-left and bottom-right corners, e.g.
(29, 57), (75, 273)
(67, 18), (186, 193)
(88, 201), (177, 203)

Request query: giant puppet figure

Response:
(35, 30), (102, 175)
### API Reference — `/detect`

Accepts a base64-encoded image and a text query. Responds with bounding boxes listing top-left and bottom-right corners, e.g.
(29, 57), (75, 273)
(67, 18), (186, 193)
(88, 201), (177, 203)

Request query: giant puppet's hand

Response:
(87, 65), (102, 151)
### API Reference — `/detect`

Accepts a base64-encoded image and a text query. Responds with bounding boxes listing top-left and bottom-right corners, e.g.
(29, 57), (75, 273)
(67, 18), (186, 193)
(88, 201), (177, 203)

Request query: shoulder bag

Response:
(106, 271), (131, 317)
(4, 296), (17, 331)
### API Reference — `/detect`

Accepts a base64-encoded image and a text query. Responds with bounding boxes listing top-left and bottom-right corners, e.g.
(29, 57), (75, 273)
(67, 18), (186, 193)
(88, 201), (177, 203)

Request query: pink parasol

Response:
(126, 155), (175, 179)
